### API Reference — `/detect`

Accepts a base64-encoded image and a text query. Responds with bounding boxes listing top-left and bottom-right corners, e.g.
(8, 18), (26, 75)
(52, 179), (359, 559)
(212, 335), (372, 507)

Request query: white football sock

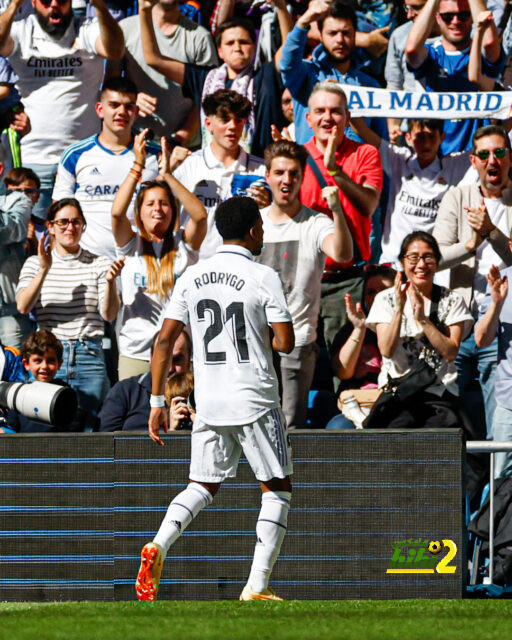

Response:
(153, 482), (213, 558)
(248, 491), (291, 593)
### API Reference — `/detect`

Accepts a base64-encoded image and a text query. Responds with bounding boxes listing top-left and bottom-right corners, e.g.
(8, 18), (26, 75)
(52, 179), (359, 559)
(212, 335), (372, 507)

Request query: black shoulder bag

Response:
(362, 285), (443, 429)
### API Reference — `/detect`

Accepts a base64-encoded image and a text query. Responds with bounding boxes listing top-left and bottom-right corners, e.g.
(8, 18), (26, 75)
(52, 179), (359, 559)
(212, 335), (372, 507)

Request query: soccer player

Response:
(136, 196), (294, 602)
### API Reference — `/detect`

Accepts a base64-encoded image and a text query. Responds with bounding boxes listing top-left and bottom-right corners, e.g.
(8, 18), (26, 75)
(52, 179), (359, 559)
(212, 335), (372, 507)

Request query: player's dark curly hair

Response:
(215, 196), (260, 240)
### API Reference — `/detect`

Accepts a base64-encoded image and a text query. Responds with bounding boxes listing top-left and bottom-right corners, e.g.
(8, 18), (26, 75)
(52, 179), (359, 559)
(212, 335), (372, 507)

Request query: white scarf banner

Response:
(341, 85), (512, 120)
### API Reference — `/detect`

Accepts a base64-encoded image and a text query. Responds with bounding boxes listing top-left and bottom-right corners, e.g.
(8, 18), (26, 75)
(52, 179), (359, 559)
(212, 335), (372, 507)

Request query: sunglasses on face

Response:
(39, 0), (68, 7)
(475, 147), (508, 160)
(51, 218), (84, 229)
(404, 253), (437, 265)
(7, 187), (39, 195)
(404, 3), (425, 13)
(438, 11), (471, 23)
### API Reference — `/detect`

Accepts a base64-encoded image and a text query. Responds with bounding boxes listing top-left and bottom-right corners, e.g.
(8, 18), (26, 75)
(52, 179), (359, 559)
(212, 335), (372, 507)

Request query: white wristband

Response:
(150, 394), (165, 408)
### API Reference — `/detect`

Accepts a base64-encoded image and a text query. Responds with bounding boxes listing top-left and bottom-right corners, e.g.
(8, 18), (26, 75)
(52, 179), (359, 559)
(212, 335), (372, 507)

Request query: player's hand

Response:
(148, 407), (168, 446)
(133, 129), (148, 167)
(10, 110), (31, 137)
(487, 265), (509, 305)
(136, 92), (158, 117)
(37, 234), (52, 273)
(106, 257), (125, 282)
(247, 184), (270, 209)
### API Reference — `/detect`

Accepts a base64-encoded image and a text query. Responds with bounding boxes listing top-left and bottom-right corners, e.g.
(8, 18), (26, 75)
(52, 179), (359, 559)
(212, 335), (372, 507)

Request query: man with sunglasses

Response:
(433, 124), (512, 441)
(0, 0), (125, 224)
(405, 0), (504, 155)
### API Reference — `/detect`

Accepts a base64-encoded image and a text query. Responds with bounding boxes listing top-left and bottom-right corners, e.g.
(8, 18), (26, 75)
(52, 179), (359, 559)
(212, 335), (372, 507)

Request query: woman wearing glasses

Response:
(366, 231), (474, 429)
(16, 198), (124, 430)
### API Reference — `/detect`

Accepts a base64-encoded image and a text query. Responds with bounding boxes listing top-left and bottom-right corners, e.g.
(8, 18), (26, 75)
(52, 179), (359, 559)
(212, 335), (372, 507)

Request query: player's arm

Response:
(0, 0), (22, 57)
(91, 0), (124, 60)
(405, 0), (440, 69)
(139, 0), (185, 85)
(271, 321), (294, 354)
(149, 318), (185, 445)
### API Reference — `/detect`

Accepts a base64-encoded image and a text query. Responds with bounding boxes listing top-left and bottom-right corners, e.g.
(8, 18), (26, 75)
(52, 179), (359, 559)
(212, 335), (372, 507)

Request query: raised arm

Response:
(268, 0), (294, 69)
(324, 127), (381, 219)
(16, 236), (51, 315)
(468, 10), (498, 90)
(375, 274), (406, 358)
(468, 0), (501, 63)
(0, 0), (23, 57)
(140, 0), (185, 84)
(100, 258), (124, 322)
(91, 0), (124, 60)
(159, 139), (206, 251)
(111, 131), (147, 248)
(279, 1), (330, 95)
(333, 293), (366, 379)
(321, 186), (353, 263)
(475, 266), (509, 348)
(405, 0), (440, 69)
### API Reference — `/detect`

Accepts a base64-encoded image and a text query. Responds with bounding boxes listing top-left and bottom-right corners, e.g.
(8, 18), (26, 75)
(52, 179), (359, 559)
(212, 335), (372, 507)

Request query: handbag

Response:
(362, 285), (442, 429)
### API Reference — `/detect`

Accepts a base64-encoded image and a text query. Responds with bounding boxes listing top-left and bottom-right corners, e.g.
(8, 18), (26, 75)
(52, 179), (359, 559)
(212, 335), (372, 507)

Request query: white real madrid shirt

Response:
(379, 142), (471, 268)
(53, 135), (159, 259)
(164, 245), (292, 426)
(173, 144), (265, 261)
(9, 15), (104, 165)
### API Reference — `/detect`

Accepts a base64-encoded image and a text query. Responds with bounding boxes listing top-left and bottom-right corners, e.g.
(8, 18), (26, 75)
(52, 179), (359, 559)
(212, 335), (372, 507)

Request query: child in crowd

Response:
(351, 117), (472, 268)
(3, 329), (67, 433)
(4, 167), (41, 254)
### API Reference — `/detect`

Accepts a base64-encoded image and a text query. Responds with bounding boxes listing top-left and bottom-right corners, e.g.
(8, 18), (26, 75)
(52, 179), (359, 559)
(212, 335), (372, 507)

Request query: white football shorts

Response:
(189, 408), (293, 483)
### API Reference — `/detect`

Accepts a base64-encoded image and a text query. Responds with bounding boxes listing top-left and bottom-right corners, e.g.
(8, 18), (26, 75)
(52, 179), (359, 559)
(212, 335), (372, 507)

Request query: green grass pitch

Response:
(1, 600), (512, 640)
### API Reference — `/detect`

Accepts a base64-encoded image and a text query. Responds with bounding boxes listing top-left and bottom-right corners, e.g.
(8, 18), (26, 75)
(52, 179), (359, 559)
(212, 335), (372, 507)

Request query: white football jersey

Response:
(53, 135), (159, 259)
(164, 245), (292, 426)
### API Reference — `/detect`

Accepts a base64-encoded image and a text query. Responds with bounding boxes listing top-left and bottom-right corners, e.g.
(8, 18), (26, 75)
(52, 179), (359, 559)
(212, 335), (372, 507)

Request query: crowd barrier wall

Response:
(0, 430), (466, 601)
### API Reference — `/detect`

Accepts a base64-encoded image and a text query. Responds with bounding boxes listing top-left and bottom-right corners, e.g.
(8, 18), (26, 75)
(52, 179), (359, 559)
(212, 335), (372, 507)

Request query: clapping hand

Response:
(37, 233), (52, 272)
(464, 198), (495, 238)
(345, 293), (365, 329)
(136, 92), (157, 118)
(394, 272), (407, 313)
(487, 265), (509, 305)
(133, 129), (148, 168)
(409, 283), (427, 324)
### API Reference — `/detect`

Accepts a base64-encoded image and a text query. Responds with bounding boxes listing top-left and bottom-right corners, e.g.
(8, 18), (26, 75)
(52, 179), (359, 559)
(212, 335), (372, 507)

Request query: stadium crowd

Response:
(1, 0), (512, 480)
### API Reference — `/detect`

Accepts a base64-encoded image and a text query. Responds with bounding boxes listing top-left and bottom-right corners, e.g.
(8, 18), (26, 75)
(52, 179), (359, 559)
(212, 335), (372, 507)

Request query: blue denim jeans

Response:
(491, 403), (512, 478)
(455, 333), (497, 439)
(58, 338), (110, 431)
(25, 163), (58, 220)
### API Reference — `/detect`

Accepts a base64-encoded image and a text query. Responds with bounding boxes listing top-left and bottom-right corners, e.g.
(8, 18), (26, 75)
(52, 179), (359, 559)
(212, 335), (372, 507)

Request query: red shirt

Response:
(300, 136), (383, 270)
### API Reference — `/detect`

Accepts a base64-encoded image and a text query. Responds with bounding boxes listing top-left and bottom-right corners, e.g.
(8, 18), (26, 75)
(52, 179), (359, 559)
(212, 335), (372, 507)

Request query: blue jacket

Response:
(279, 25), (387, 144)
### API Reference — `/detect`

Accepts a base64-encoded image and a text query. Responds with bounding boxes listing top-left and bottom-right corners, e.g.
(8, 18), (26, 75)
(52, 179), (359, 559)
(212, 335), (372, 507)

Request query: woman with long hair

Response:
(16, 198), (125, 430)
(112, 131), (207, 379)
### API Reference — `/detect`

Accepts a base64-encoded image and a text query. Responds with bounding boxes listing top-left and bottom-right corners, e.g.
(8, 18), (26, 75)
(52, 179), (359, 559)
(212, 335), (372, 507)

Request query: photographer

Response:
(99, 330), (191, 431)
(166, 371), (194, 431)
